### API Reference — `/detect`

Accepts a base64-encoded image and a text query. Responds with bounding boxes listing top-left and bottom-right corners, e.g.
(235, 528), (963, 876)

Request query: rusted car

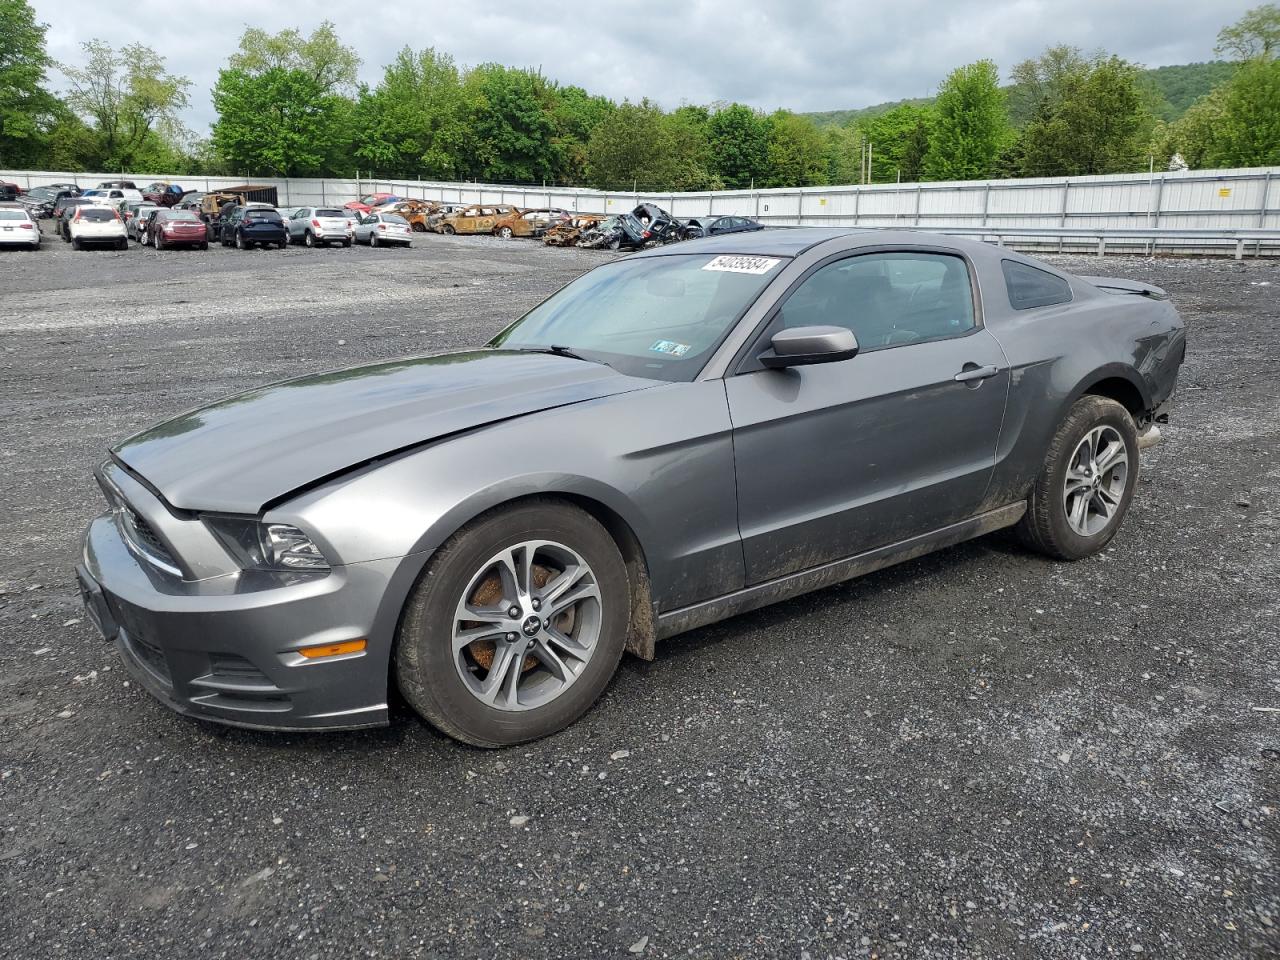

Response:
(490, 207), (571, 240)
(430, 204), (520, 235)
(344, 193), (401, 216)
(380, 199), (435, 232)
(543, 214), (605, 246)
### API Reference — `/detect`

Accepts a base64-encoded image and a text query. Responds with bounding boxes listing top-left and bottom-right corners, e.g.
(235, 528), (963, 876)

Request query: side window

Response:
(774, 252), (975, 351)
(1002, 259), (1073, 310)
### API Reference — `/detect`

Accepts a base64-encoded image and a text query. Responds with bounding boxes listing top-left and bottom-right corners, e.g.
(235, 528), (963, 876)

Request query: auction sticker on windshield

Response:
(702, 255), (782, 275)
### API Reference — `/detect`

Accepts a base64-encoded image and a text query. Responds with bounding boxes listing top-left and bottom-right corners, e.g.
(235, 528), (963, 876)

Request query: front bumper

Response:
(78, 512), (399, 732)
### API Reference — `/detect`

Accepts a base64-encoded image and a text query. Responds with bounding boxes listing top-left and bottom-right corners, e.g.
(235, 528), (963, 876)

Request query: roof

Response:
(633, 227), (866, 259)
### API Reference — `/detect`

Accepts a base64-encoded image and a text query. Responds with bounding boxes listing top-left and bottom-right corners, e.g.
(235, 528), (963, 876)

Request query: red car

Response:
(146, 208), (209, 250)
(0, 181), (24, 201)
(343, 193), (400, 215)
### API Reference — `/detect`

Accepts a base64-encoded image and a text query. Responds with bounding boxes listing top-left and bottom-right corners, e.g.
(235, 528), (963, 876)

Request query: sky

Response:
(30, 0), (1257, 133)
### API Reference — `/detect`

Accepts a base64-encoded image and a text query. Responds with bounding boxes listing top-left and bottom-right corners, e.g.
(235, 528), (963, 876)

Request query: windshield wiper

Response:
(511, 345), (610, 368)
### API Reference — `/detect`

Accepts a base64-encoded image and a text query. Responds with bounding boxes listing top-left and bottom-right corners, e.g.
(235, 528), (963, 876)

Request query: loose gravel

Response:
(1, 225), (1277, 959)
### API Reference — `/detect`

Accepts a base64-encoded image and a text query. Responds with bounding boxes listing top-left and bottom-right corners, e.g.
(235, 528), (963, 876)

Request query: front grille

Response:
(110, 494), (182, 576)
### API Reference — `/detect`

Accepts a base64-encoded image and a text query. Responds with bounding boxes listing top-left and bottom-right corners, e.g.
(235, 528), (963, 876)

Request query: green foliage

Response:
(459, 64), (558, 183)
(763, 111), (829, 187)
(924, 60), (1009, 181)
(856, 104), (935, 182)
(1013, 53), (1155, 176)
(585, 99), (716, 191)
(820, 125), (862, 185)
(1139, 61), (1237, 121)
(211, 24), (360, 178)
(0, 0), (61, 166)
(354, 47), (466, 180)
(60, 39), (191, 170)
(707, 103), (770, 189)
(1215, 3), (1280, 60)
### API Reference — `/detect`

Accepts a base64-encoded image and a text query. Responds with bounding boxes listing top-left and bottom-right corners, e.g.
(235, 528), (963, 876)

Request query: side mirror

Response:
(759, 326), (859, 369)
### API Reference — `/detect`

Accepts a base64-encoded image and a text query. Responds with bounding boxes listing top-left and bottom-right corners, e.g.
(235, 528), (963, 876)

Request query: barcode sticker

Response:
(702, 255), (782, 275)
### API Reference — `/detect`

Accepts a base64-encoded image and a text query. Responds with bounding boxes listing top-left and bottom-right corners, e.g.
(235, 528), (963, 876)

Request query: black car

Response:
(220, 205), (288, 250)
(55, 197), (95, 239)
(681, 215), (764, 240)
(21, 186), (77, 219)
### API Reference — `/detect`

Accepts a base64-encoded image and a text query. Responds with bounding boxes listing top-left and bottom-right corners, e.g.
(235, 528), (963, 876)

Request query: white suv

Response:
(68, 205), (128, 250)
(285, 206), (354, 247)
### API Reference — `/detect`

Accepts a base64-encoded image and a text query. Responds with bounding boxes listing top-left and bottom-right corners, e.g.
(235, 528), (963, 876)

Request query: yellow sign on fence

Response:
(1219, 187), (1232, 198)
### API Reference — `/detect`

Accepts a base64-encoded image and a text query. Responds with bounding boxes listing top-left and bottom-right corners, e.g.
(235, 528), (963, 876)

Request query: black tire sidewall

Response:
(1040, 398), (1139, 559)
(396, 501), (630, 747)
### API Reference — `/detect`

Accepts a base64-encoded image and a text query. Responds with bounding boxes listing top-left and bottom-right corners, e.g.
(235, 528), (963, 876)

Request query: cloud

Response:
(30, 0), (1253, 133)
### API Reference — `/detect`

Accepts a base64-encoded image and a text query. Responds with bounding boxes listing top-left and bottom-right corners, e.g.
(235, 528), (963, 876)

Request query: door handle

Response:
(954, 364), (1000, 383)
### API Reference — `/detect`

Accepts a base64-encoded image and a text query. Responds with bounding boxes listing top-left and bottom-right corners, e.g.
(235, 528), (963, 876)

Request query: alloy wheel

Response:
(451, 540), (602, 711)
(1062, 425), (1128, 537)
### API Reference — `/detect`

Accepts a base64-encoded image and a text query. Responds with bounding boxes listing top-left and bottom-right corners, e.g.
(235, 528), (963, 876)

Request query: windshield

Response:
(490, 253), (784, 382)
(316, 208), (344, 218)
(382, 214), (408, 224)
(80, 208), (117, 222)
(163, 210), (199, 221)
(0, 210), (28, 220)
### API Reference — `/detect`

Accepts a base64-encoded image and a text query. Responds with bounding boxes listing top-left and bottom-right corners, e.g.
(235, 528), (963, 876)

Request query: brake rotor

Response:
(465, 563), (575, 674)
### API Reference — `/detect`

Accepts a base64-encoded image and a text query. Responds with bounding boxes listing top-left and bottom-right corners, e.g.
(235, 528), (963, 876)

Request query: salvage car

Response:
(353, 212), (413, 247)
(0, 207), (41, 248)
(147, 209), (209, 250)
(20, 185), (77, 219)
(284, 206), (354, 247)
(76, 229), (1185, 747)
(682, 215), (764, 239)
(68, 205), (127, 250)
(125, 203), (161, 242)
(345, 193), (400, 215)
(432, 204), (519, 235)
(544, 214), (604, 246)
(491, 207), (571, 239)
(220, 205), (288, 250)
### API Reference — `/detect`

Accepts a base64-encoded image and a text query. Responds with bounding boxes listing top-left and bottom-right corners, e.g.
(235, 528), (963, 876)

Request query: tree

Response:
(857, 104), (935, 182)
(1015, 54), (1155, 176)
(662, 105), (718, 190)
(354, 47), (466, 180)
(1007, 45), (1088, 125)
(821, 124), (862, 185)
(460, 64), (558, 183)
(212, 24), (359, 177)
(707, 103), (770, 189)
(1215, 3), (1279, 60)
(0, 0), (62, 166)
(762, 110), (828, 187)
(548, 85), (615, 184)
(229, 21), (360, 92)
(1212, 56), (1280, 165)
(61, 40), (191, 170)
(923, 60), (1009, 181)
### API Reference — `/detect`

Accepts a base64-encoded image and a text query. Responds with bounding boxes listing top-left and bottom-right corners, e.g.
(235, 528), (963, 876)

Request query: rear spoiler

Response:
(1081, 276), (1169, 300)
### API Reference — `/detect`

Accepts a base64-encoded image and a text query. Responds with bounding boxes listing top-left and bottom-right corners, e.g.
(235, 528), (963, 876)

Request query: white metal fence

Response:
(5, 165), (1278, 255)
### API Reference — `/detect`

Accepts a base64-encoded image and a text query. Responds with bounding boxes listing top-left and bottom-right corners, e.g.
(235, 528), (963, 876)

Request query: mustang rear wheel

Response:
(396, 499), (630, 747)
(1018, 395), (1138, 560)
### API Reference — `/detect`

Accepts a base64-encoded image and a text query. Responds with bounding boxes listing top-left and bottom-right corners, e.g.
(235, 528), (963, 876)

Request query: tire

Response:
(608, 238), (621, 251)
(156, 236), (166, 250)
(115, 238), (126, 251)
(370, 232), (379, 247)
(236, 231), (246, 250)
(396, 499), (630, 748)
(304, 231), (315, 248)
(1017, 395), (1139, 561)
(412, 222), (425, 232)
(71, 236), (81, 250)
(343, 239), (352, 248)
(277, 240), (287, 249)
(442, 224), (455, 235)
(199, 243), (208, 251)
(497, 226), (513, 240)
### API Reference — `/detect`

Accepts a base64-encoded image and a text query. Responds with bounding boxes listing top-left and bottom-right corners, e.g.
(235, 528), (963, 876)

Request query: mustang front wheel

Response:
(396, 500), (629, 747)
(1018, 395), (1138, 560)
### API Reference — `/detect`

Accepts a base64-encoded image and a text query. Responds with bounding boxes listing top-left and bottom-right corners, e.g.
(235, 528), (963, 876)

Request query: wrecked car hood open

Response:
(113, 350), (655, 513)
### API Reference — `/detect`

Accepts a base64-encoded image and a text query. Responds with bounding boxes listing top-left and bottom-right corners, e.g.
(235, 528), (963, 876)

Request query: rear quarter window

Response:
(1002, 260), (1073, 310)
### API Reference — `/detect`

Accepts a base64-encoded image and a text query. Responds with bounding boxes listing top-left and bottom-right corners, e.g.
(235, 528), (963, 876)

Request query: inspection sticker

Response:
(702, 255), (782, 275)
(649, 340), (691, 357)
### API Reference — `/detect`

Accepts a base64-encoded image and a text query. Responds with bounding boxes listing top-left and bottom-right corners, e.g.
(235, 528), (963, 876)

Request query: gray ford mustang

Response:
(77, 229), (1186, 746)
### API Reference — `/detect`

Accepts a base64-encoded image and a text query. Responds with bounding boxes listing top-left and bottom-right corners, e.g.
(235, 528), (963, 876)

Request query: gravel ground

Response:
(1, 225), (1277, 959)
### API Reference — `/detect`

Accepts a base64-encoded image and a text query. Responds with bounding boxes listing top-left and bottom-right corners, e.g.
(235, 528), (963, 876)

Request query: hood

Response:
(113, 350), (653, 513)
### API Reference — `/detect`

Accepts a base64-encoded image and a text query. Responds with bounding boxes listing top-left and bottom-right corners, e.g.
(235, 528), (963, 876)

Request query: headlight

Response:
(203, 517), (330, 572)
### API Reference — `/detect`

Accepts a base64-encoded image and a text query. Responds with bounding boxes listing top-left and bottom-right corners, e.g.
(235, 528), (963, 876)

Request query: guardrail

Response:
(884, 225), (1280, 259)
